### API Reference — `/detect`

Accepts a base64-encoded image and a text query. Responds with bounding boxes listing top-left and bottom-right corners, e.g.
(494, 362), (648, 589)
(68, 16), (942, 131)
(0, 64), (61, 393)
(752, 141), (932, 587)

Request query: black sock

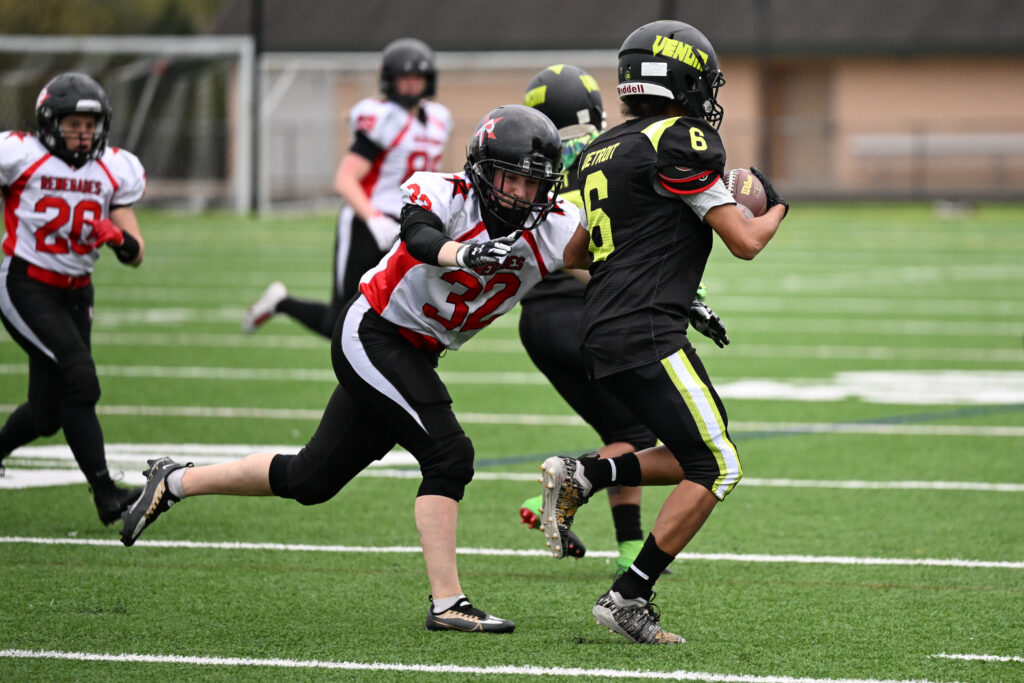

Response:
(581, 452), (641, 489)
(611, 533), (674, 600)
(611, 504), (643, 544)
(276, 298), (334, 338)
(60, 401), (110, 488)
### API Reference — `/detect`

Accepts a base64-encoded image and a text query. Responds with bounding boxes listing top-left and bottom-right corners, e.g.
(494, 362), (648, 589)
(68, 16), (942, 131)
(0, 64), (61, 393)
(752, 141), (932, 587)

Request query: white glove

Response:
(366, 213), (401, 252)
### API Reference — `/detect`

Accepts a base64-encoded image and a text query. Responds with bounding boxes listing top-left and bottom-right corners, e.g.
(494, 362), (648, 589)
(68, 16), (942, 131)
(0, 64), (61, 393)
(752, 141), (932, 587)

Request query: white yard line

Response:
(929, 653), (1024, 663)
(3, 536), (1022, 570)
(0, 648), (963, 683)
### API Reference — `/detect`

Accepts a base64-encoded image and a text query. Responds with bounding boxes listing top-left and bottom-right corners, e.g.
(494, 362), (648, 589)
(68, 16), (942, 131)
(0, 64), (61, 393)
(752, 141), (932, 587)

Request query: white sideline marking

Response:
(2, 444), (1022, 493)
(6, 366), (1024, 404)
(0, 649), (959, 683)
(3, 536), (1022, 570)
(1, 404), (1021, 437)
(929, 652), (1024, 663)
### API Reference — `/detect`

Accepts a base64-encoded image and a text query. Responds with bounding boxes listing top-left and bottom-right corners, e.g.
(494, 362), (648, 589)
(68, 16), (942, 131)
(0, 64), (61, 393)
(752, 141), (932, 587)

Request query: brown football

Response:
(724, 168), (767, 217)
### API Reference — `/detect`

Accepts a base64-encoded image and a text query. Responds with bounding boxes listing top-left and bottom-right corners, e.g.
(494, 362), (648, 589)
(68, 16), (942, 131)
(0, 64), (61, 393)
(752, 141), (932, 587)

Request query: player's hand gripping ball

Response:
(724, 168), (768, 218)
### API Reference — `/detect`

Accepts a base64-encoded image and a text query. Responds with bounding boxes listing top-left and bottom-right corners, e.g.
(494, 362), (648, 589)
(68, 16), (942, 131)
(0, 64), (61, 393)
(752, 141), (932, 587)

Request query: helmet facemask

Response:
(467, 154), (562, 235)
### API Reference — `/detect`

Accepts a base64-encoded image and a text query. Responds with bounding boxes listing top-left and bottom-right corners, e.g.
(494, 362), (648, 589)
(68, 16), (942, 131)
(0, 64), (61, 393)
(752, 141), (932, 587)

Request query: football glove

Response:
(688, 298), (730, 348)
(455, 232), (520, 269)
(87, 218), (125, 247)
(749, 166), (789, 218)
(366, 213), (401, 252)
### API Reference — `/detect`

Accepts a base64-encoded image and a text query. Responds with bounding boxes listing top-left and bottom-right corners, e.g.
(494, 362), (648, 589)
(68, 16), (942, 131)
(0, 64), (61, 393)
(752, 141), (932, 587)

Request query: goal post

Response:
(0, 34), (254, 213)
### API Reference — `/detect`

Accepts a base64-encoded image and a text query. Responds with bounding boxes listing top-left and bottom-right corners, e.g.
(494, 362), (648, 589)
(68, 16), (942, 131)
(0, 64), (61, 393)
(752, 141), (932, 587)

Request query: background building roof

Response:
(213, 0), (1024, 55)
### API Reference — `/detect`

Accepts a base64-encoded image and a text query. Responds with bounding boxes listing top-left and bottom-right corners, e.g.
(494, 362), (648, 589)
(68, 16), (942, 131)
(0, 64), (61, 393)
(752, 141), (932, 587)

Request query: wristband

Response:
(112, 230), (141, 263)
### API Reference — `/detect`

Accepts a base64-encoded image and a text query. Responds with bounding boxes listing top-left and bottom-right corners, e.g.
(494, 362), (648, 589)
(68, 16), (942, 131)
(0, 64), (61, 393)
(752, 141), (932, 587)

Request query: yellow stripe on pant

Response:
(661, 349), (742, 499)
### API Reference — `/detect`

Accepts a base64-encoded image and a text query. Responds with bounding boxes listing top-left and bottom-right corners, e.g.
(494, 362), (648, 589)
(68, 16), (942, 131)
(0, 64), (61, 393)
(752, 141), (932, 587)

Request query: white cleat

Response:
(241, 281), (287, 334)
(539, 455), (593, 559)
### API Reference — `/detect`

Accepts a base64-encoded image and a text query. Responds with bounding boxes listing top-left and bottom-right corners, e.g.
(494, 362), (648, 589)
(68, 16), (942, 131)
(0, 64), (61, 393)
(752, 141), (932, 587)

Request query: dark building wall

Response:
(214, 0), (1024, 55)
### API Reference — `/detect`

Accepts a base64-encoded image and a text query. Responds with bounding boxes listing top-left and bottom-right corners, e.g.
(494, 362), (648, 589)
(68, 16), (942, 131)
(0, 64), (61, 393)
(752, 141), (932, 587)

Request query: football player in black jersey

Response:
(539, 21), (788, 644)
(518, 65), (730, 576)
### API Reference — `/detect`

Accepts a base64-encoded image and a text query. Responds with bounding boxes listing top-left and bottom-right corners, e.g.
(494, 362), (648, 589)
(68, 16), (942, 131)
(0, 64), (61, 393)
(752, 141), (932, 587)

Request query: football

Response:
(724, 168), (767, 217)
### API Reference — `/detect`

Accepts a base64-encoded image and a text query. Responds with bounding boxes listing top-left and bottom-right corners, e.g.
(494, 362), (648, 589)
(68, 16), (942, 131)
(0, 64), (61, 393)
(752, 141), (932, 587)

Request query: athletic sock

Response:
(431, 593), (466, 613)
(611, 504), (643, 544)
(581, 452), (641, 490)
(167, 468), (187, 499)
(611, 533), (675, 601)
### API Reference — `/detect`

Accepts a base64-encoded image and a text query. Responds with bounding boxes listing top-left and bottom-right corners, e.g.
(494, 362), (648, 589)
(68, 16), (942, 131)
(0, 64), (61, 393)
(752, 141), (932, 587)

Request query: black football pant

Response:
(269, 295), (474, 505)
(0, 257), (112, 486)
(597, 339), (743, 500)
(519, 294), (656, 450)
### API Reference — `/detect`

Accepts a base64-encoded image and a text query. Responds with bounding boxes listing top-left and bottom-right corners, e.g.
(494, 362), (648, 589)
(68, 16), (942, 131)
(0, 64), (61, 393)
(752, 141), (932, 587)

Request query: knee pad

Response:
(417, 435), (474, 501)
(268, 452), (340, 506)
(62, 359), (101, 405)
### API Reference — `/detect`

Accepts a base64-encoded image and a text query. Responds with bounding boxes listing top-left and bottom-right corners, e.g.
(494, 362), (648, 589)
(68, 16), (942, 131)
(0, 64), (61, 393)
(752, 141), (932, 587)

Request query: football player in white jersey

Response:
(121, 105), (591, 634)
(0, 72), (146, 524)
(242, 37), (454, 338)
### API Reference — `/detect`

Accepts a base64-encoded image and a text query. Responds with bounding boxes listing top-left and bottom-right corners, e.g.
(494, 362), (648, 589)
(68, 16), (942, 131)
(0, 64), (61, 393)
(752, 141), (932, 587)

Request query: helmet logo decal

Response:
(524, 85), (546, 108)
(651, 36), (709, 73)
(475, 116), (503, 147)
(36, 89), (51, 109)
(579, 74), (600, 92)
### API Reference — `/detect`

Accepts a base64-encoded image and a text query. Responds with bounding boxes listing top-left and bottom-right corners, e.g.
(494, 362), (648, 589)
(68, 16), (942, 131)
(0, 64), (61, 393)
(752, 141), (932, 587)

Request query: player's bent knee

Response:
(268, 453), (341, 505)
(62, 361), (101, 405)
(417, 436), (474, 501)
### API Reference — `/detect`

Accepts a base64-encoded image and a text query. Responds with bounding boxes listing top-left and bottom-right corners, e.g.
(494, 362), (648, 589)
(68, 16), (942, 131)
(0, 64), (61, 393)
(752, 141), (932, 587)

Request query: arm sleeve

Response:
(400, 204), (450, 265)
(350, 131), (384, 162)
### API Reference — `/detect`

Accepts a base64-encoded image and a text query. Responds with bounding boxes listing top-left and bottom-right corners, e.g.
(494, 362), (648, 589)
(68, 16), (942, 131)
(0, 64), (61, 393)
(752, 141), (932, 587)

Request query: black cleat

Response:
(425, 596), (515, 633)
(93, 484), (144, 526)
(119, 457), (192, 546)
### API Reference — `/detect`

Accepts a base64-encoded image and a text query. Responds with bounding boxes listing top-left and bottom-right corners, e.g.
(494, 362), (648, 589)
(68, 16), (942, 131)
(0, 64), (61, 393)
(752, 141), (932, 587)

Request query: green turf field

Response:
(1, 203), (1022, 681)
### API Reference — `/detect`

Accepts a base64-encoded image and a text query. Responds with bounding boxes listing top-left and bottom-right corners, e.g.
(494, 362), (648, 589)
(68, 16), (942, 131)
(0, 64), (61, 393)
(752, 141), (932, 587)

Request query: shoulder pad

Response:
(644, 117), (726, 175)
(102, 147), (147, 205)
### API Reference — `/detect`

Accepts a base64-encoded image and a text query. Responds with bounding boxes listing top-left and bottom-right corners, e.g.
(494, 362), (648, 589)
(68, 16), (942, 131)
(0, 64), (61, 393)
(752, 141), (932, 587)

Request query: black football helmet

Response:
(464, 104), (563, 235)
(617, 20), (725, 128)
(524, 64), (606, 171)
(380, 38), (437, 108)
(35, 72), (112, 167)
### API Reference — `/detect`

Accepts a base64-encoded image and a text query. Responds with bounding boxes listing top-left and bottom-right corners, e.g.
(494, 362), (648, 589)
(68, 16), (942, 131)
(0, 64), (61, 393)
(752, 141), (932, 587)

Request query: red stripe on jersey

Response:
(397, 326), (443, 354)
(2, 153), (51, 256)
(359, 242), (422, 314)
(96, 159), (119, 192)
(360, 112), (416, 198)
(522, 230), (548, 278)
(657, 171), (720, 196)
(454, 221), (487, 243)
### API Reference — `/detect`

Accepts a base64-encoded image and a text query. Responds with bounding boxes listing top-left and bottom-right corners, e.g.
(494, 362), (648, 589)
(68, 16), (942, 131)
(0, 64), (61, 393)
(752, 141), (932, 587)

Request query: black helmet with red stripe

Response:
(464, 104), (563, 234)
(35, 72), (112, 167)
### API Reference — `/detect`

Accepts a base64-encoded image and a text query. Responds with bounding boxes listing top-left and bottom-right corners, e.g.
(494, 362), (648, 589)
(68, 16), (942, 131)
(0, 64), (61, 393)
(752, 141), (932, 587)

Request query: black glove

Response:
(455, 231), (520, 268)
(688, 298), (730, 348)
(749, 166), (789, 218)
